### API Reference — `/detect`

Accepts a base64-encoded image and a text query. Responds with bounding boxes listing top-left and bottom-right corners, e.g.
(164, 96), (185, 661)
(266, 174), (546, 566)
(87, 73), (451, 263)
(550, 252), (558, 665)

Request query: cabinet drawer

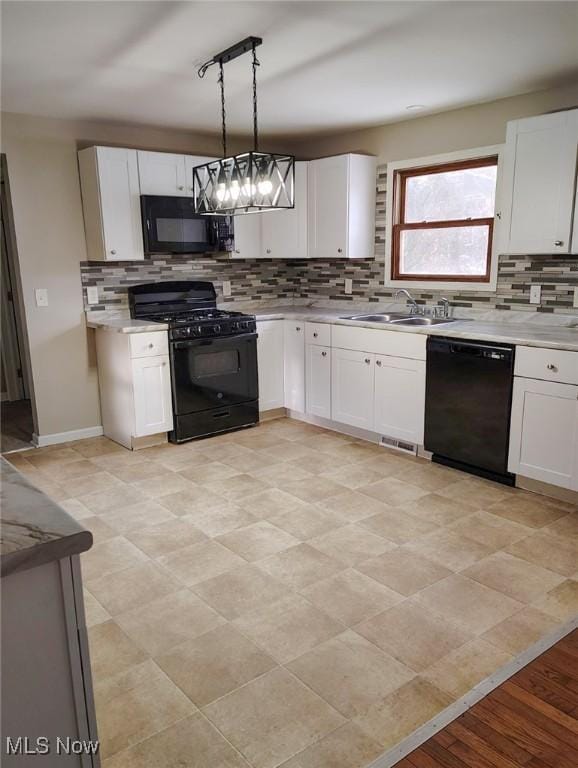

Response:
(515, 346), (578, 385)
(305, 322), (331, 346)
(129, 332), (169, 359)
(331, 324), (426, 360)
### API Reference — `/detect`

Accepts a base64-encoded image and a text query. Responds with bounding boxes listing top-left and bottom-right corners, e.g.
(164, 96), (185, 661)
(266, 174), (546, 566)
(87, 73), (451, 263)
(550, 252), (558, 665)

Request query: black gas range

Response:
(129, 281), (259, 442)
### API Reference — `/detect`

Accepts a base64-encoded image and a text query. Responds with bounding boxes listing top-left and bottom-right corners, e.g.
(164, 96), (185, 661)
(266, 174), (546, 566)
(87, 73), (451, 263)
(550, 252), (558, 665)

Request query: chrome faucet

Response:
(435, 297), (451, 318)
(394, 289), (421, 315)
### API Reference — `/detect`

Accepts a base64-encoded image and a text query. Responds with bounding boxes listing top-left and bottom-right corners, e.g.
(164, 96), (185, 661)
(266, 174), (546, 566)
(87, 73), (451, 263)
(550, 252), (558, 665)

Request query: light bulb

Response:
(242, 177), (256, 197)
(229, 180), (241, 200)
(257, 178), (273, 195)
(215, 183), (228, 202)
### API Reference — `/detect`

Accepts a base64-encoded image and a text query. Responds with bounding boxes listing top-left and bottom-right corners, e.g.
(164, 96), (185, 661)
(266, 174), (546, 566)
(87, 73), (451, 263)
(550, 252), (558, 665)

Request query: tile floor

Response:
(5, 417), (578, 768)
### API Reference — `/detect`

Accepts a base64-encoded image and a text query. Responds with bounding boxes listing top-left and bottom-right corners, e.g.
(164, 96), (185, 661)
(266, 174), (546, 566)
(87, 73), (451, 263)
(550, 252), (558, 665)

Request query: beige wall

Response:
(0, 112), (225, 438)
(284, 83), (578, 162)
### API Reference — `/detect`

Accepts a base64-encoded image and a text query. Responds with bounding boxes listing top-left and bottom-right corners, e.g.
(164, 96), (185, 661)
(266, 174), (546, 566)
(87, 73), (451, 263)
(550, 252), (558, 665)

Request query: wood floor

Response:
(396, 629), (578, 768)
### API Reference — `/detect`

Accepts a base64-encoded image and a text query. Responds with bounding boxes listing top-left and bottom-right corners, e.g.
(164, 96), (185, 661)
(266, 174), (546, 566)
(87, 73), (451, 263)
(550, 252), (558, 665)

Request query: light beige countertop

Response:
(86, 305), (578, 352)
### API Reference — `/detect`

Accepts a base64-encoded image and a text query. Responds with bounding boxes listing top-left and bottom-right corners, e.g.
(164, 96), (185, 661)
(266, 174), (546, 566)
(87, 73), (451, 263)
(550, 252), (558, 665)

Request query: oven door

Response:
(141, 195), (214, 254)
(170, 334), (258, 415)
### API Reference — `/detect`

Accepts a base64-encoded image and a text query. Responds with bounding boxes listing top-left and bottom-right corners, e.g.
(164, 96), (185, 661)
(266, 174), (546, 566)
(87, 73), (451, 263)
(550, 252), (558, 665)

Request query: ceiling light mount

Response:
(194, 36), (294, 216)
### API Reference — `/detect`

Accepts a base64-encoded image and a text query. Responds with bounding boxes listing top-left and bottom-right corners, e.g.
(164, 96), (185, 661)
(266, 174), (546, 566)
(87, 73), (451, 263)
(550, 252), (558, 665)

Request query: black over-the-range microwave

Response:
(140, 195), (234, 255)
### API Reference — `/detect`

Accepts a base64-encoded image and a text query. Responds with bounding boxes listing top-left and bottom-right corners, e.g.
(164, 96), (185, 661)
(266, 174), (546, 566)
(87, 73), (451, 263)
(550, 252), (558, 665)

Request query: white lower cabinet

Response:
(284, 321), (306, 411)
(331, 348), (375, 430)
(95, 329), (173, 449)
(509, 376), (578, 490)
(132, 356), (173, 436)
(256, 320), (285, 411)
(306, 345), (331, 419)
(374, 355), (426, 444)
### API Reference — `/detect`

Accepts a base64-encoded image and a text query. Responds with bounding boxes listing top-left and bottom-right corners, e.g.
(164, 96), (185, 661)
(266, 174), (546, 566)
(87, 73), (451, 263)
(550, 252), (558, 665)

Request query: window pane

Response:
(399, 226), (490, 276)
(404, 164), (497, 223)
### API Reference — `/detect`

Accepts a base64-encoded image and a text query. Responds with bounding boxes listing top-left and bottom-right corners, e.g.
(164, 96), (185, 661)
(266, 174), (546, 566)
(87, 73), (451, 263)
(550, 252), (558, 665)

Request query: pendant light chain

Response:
(218, 61), (227, 159)
(252, 43), (260, 152)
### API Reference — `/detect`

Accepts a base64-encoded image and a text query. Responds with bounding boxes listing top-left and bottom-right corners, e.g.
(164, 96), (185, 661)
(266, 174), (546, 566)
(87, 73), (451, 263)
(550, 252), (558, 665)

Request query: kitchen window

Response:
(385, 147), (503, 291)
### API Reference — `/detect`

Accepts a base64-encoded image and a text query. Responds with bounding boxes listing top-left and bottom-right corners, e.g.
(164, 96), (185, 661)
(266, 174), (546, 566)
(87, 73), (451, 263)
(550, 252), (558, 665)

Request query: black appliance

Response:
(140, 195), (234, 255)
(424, 337), (515, 485)
(129, 281), (258, 442)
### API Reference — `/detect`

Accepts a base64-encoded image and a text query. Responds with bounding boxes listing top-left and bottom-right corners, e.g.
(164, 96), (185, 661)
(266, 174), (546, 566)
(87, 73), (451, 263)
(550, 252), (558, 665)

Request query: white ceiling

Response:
(2, 1), (577, 137)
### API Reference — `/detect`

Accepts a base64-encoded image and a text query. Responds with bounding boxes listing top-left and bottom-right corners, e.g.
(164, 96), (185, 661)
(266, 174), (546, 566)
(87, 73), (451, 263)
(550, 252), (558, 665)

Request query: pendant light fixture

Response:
(193, 36), (295, 215)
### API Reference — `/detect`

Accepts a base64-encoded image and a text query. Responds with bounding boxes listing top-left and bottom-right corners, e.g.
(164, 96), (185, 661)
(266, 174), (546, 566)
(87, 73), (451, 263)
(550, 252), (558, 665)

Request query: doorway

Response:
(1, 154), (34, 452)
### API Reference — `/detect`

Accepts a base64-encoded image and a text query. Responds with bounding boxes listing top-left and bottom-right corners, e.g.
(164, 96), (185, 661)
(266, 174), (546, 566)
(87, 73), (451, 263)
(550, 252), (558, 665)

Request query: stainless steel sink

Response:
(342, 313), (411, 323)
(389, 317), (460, 326)
(341, 313), (460, 326)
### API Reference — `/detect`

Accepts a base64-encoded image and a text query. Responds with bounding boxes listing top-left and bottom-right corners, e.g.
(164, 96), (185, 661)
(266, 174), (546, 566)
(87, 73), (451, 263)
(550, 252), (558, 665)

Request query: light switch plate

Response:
(574, 286), (578, 309)
(86, 286), (99, 305)
(529, 284), (541, 305)
(344, 278), (353, 295)
(222, 280), (232, 298)
(35, 288), (48, 307)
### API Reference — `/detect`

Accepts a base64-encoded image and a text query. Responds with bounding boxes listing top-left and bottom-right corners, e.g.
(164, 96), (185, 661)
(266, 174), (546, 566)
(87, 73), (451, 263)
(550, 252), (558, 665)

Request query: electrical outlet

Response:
(35, 288), (48, 307)
(344, 278), (353, 295)
(529, 285), (541, 305)
(222, 280), (232, 298)
(574, 286), (578, 309)
(86, 286), (99, 305)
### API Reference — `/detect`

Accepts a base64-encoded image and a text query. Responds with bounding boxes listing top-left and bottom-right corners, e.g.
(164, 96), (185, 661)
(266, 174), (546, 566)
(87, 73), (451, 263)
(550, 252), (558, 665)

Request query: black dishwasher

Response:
(425, 337), (515, 485)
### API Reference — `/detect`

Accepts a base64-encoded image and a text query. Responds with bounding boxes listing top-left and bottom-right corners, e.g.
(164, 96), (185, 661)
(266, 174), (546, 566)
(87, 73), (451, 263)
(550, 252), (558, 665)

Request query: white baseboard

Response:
(32, 425), (104, 448)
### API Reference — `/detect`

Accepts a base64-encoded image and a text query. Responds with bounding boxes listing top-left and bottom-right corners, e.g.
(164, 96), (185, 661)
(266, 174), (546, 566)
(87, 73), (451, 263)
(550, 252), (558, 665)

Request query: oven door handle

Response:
(171, 332), (257, 350)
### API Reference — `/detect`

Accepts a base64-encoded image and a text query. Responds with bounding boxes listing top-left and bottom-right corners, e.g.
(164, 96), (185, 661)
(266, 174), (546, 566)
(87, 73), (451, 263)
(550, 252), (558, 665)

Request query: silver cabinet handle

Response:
(554, 240), (564, 247)
(148, 343), (154, 349)
(110, 249), (117, 255)
(337, 248), (343, 253)
(496, 211), (502, 220)
(162, 361), (166, 366)
(547, 363), (558, 371)
(266, 249), (271, 254)
(313, 332), (318, 338)
(177, 186), (184, 191)
(296, 326), (301, 331)
(321, 351), (327, 357)
(364, 358), (371, 364)
(235, 249), (240, 254)
(376, 359), (382, 366)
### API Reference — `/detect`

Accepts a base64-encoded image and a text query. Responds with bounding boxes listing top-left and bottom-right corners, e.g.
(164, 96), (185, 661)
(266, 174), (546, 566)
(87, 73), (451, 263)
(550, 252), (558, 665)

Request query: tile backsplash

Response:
(81, 164), (577, 315)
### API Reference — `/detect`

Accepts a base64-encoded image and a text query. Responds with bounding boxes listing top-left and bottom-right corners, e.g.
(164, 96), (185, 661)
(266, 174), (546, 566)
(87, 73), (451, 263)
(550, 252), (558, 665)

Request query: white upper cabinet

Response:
(137, 151), (217, 197)
(308, 154), (376, 259)
(78, 146), (144, 261)
(500, 109), (578, 255)
(261, 162), (309, 259)
(232, 213), (262, 259)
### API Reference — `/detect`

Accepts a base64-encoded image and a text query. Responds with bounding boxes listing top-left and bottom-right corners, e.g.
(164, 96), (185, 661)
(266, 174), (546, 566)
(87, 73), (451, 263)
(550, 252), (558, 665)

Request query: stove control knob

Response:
(213, 324), (221, 334)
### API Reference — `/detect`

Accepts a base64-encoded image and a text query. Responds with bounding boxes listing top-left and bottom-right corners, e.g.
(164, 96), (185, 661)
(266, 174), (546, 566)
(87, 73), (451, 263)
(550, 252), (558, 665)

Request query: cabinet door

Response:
(261, 162), (308, 259)
(256, 321), (285, 411)
(374, 355), (426, 444)
(284, 321), (306, 412)
(308, 155), (349, 259)
(331, 347), (374, 430)
(185, 155), (218, 198)
(501, 110), (578, 254)
(137, 151), (187, 196)
(232, 213), (261, 259)
(306, 345), (331, 419)
(97, 147), (144, 261)
(508, 377), (578, 490)
(131, 355), (173, 436)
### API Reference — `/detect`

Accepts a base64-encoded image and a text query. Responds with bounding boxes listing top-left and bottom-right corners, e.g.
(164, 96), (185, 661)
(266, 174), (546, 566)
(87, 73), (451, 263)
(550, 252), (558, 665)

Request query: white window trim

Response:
(384, 144), (505, 292)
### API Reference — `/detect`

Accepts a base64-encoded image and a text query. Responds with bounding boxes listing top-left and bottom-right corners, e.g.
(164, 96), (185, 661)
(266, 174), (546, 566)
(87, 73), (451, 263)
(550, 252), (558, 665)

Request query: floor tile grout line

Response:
(366, 614), (578, 768)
